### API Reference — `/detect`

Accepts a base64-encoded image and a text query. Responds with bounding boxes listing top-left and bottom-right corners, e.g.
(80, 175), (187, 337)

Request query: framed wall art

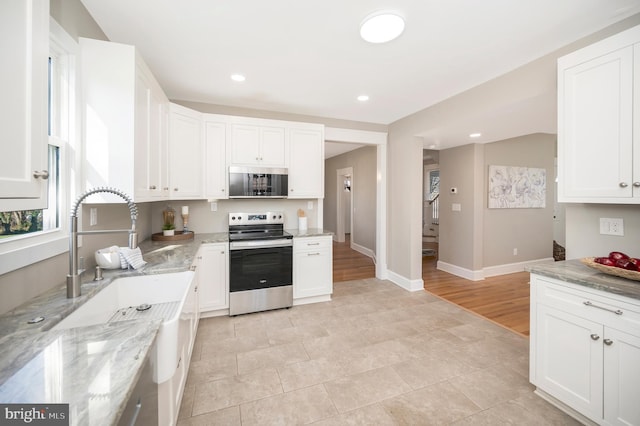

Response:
(488, 165), (546, 209)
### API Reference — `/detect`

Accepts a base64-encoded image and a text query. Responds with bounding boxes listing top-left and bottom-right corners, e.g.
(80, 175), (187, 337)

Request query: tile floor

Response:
(177, 278), (581, 425)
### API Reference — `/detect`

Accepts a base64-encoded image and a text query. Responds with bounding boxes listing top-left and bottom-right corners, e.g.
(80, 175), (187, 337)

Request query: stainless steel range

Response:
(228, 212), (293, 316)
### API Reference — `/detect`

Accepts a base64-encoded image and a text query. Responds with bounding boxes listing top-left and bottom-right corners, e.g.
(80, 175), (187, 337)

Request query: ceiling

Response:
(80, 0), (640, 151)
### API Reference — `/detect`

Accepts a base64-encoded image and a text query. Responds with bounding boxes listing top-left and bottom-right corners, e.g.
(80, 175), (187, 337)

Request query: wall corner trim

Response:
(387, 270), (424, 292)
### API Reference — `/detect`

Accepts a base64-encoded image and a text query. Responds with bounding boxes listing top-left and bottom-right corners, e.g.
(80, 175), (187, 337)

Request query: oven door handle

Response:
(230, 239), (293, 250)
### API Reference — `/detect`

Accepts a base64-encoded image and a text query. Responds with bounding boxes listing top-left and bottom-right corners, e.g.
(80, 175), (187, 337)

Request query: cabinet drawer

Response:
(294, 236), (331, 251)
(533, 275), (640, 334)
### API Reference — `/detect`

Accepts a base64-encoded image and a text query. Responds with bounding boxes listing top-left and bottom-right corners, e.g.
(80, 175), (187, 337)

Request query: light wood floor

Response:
(422, 248), (531, 336)
(332, 238), (531, 336)
(332, 234), (376, 282)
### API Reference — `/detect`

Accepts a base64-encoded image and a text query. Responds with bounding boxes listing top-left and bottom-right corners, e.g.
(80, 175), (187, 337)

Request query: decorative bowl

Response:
(581, 257), (640, 281)
(95, 247), (122, 269)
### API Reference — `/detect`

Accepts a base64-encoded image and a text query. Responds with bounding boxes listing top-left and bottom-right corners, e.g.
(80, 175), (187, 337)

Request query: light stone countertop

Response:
(0, 232), (227, 425)
(0, 229), (333, 425)
(285, 228), (333, 238)
(527, 259), (640, 301)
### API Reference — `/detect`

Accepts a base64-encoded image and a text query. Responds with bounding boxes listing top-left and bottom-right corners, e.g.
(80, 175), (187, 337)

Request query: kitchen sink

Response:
(52, 271), (197, 384)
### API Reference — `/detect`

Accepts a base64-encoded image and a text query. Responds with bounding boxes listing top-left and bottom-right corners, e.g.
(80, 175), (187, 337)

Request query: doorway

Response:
(423, 150), (440, 259)
(336, 167), (353, 244)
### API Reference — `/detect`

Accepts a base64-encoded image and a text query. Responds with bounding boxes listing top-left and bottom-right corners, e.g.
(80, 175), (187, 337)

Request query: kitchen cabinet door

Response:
(81, 38), (169, 203)
(168, 103), (203, 199)
(534, 304), (603, 422)
(204, 116), (228, 199)
(0, 0), (49, 210)
(198, 243), (229, 314)
(229, 122), (286, 167)
(293, 236), (333, 299)
(557, 25), (640, 203)
(288, 126), (325, 198)
(603, 327), (640, 426)
(134, 61), (169, 200)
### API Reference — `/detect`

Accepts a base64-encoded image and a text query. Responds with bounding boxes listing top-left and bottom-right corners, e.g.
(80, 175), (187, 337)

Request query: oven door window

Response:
(230, 246), (292, 292)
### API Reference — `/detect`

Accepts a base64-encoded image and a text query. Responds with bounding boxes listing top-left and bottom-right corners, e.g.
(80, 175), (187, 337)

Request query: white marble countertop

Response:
(0, 232), (226, 425)
(0, 229), (332, 425)
(527, 259), (640, 301)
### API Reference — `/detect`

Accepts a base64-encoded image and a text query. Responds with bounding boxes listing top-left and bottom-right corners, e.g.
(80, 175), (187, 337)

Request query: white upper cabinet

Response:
(0, 0), (50, 210)
(288, 124), (325, 198)
(557, 25), (640, 203)
(81, 38), (169, 203)
(168, 103), (203, 199)
(203, 115), (228, 199)
(135, 59), (170, 200)
(229, 119), (287, 167)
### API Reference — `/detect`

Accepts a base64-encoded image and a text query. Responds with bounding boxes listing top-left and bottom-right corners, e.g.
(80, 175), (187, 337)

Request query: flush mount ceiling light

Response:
(469, 133), (482, 138)
(230, 73), (246, 82)
(357, 95), (370, 102)
(360, 12), (405, 43)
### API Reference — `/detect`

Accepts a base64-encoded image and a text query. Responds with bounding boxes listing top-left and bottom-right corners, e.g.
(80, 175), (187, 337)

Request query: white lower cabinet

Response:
(197, 243), (229, 315)
(530, 274), (640, 425)
(293, 236), (333, 301)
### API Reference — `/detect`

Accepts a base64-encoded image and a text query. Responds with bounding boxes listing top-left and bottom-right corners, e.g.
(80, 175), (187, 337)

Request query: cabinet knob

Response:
(590, 334), (600, 341)
(221, 189), (225, 192)
(633, 182), (640, 188)
(163, 187), (169, 191)
(149, 185), (157, 190)
(174, 188), (179, 191)
(33, 170), (49, 179)
(604, 338), (613, 346)
(619, 182), (629, 188)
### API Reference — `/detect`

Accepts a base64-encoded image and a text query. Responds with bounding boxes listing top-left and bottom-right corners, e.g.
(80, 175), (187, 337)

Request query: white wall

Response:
(565, 204), (640, 259)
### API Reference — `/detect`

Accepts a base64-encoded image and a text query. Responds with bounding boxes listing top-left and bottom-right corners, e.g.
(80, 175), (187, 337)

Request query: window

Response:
(0, 19), (78, 275)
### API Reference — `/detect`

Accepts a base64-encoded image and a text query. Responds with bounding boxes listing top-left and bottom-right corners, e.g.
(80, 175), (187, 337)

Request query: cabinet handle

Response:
(590, 334), (600, 341)
(220, 251), (225, 254)
(604, 339), (613, 346)
(33, 170), (49, 179)
(256, 157), (260, 161)
(149, 185), (157, 190)
(619, 182), (629, 188)
(174, 188), (179, 191)
(221, 189), (225, 192)
(308, 252), (320, 256)
(583, 301), (623, 315)
(634, 182), (640, 188)
(190, 265), (197, 271)
(307, 242), (320, 246)
(163, 187), (169, 191)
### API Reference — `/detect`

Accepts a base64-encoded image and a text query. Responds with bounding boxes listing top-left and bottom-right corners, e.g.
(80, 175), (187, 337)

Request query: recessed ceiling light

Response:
(360, 12), (405, 43)
(230, 74), (246, 82)
(469, 133), (482, 138)
(357, 95), (369, 102)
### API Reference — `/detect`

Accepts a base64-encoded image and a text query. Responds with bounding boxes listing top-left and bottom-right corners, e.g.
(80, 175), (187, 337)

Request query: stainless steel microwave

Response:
(228, 166), (288, 198)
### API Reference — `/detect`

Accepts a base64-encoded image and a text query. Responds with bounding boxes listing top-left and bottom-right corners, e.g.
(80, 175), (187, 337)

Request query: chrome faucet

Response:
(67, 187), (139, 298)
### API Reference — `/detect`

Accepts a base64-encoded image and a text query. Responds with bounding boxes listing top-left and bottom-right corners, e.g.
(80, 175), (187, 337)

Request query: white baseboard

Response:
(483, 257), (555, 277)
(437, 261), (484, 281)
(436, 258), (555, 281)
(351, 242), (376, 264)
(387, 270), (424, 292)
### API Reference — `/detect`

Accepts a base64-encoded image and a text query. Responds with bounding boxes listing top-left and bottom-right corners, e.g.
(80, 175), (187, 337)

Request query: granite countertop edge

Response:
(527, 259), (640, 302)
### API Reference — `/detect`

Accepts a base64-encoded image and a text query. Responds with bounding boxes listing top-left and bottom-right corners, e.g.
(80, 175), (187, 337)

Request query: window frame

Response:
(0, 19), (79, 276)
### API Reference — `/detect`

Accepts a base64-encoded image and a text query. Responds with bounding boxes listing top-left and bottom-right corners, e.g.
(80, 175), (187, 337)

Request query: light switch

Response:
(307, 201), (313, 210)
(452, 203), (461, 211)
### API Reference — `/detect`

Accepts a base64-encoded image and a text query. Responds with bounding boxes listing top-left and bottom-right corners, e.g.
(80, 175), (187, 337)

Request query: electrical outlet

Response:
(210, 202), (217, 212)
(307, 201), (313, 210)
(600, 218), (624, 236)
(513, 248), (518, 256)
(452, 203), (461, 211)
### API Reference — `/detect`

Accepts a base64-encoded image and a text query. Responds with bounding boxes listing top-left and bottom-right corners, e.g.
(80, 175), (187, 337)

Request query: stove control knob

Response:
(278, 214), (282, 219)
(238, 216), (242, 221)
(272, 215), (276, 219)
(231, 216), (236, 221)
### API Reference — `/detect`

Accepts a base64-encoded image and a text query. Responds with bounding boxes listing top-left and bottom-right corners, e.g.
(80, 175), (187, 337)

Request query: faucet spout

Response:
(67, 187), (139, 298)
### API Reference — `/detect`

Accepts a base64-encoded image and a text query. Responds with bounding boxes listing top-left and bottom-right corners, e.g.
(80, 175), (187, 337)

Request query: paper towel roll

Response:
(298, 217), (308, 231)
